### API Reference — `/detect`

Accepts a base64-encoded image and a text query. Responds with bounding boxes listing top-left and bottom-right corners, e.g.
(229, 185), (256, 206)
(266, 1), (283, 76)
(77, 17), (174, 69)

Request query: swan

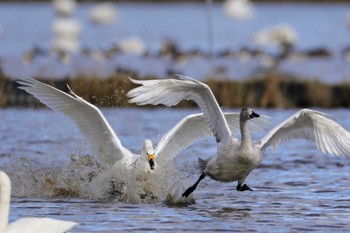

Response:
(0, 171), (77, 233)
(52, 18), (81, 53)
(52, 18), (81, 40)
(253, 23), (298, 49)
(17, 77), (269, 202)
(127, 75), (350, 198)
(223, 0), (254, 20)
(253, 23), (297, 64)
(90, 2), (117, 25)
(52, 0), (76, 17)
(117, 37), (146, 56)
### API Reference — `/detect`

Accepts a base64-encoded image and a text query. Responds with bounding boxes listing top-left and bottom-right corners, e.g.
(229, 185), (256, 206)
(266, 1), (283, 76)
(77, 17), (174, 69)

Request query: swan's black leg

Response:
(182, 173), (206, 198)
(236, 183), (253, 192)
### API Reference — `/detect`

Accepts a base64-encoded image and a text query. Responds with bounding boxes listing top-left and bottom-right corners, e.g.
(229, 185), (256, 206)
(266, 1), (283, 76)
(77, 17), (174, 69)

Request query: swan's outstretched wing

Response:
(257, 109), (350, 156)
(127, 75), (234, 144)
(155, 112), (271, 165)
(17, 77), (130, 165)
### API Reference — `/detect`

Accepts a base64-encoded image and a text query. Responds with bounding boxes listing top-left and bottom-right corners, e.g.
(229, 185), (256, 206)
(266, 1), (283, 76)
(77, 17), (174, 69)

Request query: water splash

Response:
(1, 153), (194, 204)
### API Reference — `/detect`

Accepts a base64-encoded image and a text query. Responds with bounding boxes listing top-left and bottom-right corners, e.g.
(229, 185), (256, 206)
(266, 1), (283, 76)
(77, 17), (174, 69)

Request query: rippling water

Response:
(1, 108), (350, 232)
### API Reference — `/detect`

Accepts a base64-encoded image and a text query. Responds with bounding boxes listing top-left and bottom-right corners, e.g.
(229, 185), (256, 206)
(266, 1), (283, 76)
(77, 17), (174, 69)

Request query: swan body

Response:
(90, 2), (117, 25)
(52, 0), (76, 17)
(253, 23), (298, 48)
(52, 18), (81, 53)
(223, 0), (253, 20)
(0, 171), (77, 233)
(17, 77), (269, 202)
(52, 18), (81, 39)
(117, 37), (146, 56)
(127, 75), (350, 197)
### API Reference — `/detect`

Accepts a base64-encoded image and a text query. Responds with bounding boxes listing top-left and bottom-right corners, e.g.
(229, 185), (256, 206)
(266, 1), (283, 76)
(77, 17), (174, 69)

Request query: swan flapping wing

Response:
(17, 77), (129, 165)
(155, 112), (271, 165)
(154, 113), (213, 165)
(127, 75), (233, 144)
(257, 109), (350, 156)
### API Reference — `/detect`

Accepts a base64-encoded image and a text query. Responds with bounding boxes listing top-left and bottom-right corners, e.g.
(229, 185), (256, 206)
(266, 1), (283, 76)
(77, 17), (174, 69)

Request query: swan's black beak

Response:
(250, 111), (260, 118)
(148, 153), (155, 170)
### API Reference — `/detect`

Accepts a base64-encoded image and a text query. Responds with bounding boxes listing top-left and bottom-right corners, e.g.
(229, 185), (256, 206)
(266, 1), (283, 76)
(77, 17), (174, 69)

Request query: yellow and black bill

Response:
(148, 153), (155, 170)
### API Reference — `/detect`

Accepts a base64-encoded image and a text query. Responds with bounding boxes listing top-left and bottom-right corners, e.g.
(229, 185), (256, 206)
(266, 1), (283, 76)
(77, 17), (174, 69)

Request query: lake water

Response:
(0, 2), (350, 83)
(1, 107), (350, 232)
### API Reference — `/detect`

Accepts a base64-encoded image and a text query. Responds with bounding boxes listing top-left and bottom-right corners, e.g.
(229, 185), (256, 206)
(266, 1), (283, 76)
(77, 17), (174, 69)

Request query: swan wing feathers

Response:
(6, 217), (77, 233)
(127, 75), (233, 144)
(226, 113), (271, 133)
(258, 109), (350, 156)
(155, 113), (211, 165)
(17, 76), (129, 165)
(155, 112), (271, 164)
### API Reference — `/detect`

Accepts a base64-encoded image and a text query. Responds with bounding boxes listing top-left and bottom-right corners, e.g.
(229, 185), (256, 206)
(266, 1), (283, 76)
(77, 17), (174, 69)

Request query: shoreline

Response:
(1, 72), (349, 109)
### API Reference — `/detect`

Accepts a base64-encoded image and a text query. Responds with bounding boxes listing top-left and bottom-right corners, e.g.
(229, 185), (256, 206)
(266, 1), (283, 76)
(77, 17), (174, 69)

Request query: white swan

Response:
(223, 0), (253, 20)
(117, 37), (146, 56)
(52, 18), (81, 53)
(127, 75), (350, 197)
(90, 2), (117, 25)
(0, 171), (77, 233)
(52, 0), (76, 17)
(17, 77), (269, 202)
(253, 23), (298, 50)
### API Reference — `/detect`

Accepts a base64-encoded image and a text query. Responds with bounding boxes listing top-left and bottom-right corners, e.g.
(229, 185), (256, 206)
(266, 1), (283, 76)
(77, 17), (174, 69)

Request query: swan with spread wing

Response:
(127, 75), (350, 198)
(17, 76), (269, 202)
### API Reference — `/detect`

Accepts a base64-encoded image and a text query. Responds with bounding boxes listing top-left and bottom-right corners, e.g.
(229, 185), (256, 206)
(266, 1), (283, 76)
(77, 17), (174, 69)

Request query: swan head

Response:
(240, 107), (260, 121)
(142, 139), (155, 170)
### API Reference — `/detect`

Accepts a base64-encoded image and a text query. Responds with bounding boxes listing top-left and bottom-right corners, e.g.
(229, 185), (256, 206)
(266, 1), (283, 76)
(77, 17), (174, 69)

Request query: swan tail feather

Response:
(198, 158), (208, 172)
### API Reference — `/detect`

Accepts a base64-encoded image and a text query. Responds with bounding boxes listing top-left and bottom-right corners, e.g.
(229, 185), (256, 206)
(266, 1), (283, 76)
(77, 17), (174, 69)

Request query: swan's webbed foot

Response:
(236, 183), (253, 192)
(182, 173), (206, 198)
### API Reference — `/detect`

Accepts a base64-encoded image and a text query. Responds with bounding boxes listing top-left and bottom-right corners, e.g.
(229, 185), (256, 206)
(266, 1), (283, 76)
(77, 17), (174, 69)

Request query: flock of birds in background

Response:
(7, 0), (350, 71)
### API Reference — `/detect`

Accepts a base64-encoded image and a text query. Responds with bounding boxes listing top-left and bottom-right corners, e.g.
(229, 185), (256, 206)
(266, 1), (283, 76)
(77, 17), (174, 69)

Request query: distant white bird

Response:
(52, 0), (76, 17)
(90, 2), (117, 25)
(52, 18), (81, 54)
(17, 77), (269, 203)
(52, 36), (80, 53)
(52, 18), (81, 39)
(253, 23), (298, 49)
(223, 0), (253, 20)
(0, 171), (77, 233)
(127, 75), (350, 198)
(117, 37), (146, 56)
(253, 23), (298, 66)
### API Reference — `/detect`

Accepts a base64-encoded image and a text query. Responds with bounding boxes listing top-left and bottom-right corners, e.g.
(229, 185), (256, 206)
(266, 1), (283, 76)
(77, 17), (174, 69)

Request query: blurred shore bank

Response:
(1, 72), (349, 108)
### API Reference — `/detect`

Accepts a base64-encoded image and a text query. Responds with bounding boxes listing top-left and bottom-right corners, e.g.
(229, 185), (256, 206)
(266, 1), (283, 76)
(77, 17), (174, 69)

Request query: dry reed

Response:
(1, 72), (349, 109)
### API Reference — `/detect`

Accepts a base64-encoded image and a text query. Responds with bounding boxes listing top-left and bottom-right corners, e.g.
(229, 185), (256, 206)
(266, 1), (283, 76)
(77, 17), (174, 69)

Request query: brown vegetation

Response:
(0, 72), (349, 109)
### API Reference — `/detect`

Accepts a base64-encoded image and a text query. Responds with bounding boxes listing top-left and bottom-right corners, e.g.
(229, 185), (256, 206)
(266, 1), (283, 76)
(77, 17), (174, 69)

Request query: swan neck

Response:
(240, 120), (252, 147)
(0, 174), (11, 232)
